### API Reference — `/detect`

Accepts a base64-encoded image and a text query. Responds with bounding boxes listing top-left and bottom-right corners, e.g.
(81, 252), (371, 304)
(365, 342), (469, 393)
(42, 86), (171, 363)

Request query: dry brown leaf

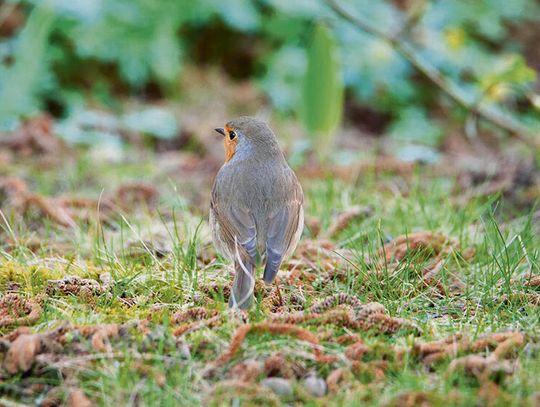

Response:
(67, 389), (92, 407)
(91, 324), (119, 353)
(4, 333), (42, 374)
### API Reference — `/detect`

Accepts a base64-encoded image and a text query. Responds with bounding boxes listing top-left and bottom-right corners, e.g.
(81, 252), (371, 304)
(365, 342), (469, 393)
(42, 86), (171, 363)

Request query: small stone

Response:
(302, 374), (327, 397)
(100, 272), (112, 287)
(176, 340), (191, 359)
(261, 377), (293, 397)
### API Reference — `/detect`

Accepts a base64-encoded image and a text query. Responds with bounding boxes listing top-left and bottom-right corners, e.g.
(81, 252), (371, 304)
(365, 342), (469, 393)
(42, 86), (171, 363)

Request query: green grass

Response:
(1, 152), (539, 406)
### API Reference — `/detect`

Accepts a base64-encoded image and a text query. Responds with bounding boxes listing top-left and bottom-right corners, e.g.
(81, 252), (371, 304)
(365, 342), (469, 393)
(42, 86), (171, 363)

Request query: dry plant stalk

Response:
(172, 307), (218, 324)
(0, 175), (159, 228)
(206, 380), (281, 407)
(501, 292), (540, 306)
(213, 322), (337, 369)
(299, 157), (417, 181)
(0, 116), (62, 157)
(271, 294), (420, 335)
(173, 315), (222, 336)
(371, 231), (465, 296)
(416, 331), (526, 373)
(326, 368), (351, 393)
(335, 334), (363, 345)
(0, 176), (76, 227)
(378, 232), (455, 266)
(323, 206), (372, 239)
(344, 341), (369, 361)
(310, 293), (363, 313)
(227, 359), (263, 382)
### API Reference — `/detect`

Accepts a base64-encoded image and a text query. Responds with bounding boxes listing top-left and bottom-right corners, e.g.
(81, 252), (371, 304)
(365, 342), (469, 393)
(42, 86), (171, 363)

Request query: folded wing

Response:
(263, 184), (303, 283)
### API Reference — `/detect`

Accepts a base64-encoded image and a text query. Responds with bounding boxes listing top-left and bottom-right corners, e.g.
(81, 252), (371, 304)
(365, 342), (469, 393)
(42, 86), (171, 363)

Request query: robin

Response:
(210, 117), (304, 309)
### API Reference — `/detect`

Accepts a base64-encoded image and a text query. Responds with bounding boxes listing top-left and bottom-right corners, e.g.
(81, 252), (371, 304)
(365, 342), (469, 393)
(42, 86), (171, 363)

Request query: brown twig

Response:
(326, 0), (540, 150)
(212, 322), (337, 370)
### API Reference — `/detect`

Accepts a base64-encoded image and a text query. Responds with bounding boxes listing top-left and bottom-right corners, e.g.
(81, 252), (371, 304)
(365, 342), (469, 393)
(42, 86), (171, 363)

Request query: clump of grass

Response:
(0, 153), (538, 406)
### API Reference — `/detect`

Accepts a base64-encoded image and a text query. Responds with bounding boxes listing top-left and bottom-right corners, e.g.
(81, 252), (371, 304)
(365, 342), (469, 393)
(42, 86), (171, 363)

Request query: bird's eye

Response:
(229, 130), (237, 140)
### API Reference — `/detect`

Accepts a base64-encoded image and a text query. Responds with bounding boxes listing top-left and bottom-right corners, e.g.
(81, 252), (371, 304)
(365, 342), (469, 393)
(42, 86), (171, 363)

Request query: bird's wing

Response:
(210, 189), (257, 265)
(262, 180), (304, 283)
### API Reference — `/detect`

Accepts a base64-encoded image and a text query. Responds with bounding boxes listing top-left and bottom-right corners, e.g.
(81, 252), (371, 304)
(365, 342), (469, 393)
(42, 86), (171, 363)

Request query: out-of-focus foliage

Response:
(0, 2), (54, 129)
(300, 23), (343, 140)
(0, 0), (539, 146)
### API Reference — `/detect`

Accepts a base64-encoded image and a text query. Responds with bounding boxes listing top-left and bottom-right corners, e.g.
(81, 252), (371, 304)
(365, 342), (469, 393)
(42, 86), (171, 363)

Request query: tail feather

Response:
(262, 247), (282, 284)
(229, 258), (255, 309)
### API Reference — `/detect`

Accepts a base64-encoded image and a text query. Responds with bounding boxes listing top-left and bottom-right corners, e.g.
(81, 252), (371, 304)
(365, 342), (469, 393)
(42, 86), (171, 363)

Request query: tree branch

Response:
(326, 0), (540, 149)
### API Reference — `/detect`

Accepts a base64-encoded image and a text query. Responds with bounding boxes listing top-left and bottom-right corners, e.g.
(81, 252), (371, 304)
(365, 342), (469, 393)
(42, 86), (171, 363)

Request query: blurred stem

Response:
(314, 131), (333, 164)
(326, 0), (540, 150)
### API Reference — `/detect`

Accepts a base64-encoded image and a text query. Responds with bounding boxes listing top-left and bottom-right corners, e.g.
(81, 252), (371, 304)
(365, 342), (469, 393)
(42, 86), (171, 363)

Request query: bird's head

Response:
(215, 116), (281, 163)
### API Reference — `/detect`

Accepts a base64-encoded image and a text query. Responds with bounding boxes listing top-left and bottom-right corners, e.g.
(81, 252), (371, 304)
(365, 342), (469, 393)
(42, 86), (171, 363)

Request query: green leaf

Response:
(262, 0), (327, 18)
(150, 17), (182, 84)
(0, 3), (55, 126)
(215, 0), (260, 31)
(258, 46), (307, 111)
(70, 0), (183, 87)
(389, 107), (443, 146)
(300, 23), (344, 138)
(123, 107), (178, 139)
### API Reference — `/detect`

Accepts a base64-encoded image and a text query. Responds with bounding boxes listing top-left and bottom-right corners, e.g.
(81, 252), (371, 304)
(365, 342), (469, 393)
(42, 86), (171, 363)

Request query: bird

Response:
(210, 116), (304, 309)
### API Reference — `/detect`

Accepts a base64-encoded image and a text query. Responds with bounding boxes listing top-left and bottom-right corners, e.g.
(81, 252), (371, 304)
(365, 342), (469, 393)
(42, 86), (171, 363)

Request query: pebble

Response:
(302, 374), (327, 397)
(261, 377), (293, 397)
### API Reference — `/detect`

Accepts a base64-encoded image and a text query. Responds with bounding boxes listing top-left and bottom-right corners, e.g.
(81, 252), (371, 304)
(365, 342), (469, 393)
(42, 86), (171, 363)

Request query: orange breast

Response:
(224, 125), (238, 162)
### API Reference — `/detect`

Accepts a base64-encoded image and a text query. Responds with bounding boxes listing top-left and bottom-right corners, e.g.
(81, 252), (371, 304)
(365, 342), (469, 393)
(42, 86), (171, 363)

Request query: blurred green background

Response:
(1, 0), (539, 159)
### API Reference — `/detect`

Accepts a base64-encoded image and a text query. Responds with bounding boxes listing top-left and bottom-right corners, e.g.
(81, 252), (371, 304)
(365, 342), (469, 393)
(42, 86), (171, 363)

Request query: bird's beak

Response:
(214, 127), (225, 136)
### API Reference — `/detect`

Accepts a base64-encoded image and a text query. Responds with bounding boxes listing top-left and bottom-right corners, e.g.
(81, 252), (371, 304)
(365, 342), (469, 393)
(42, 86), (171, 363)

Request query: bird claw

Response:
(227, 307), (249, 324)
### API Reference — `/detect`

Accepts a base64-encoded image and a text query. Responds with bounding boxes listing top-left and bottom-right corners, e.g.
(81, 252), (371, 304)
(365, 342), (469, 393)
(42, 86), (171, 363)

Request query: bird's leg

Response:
(227, 307), (249, 324)
(275, 277), (283, 306)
